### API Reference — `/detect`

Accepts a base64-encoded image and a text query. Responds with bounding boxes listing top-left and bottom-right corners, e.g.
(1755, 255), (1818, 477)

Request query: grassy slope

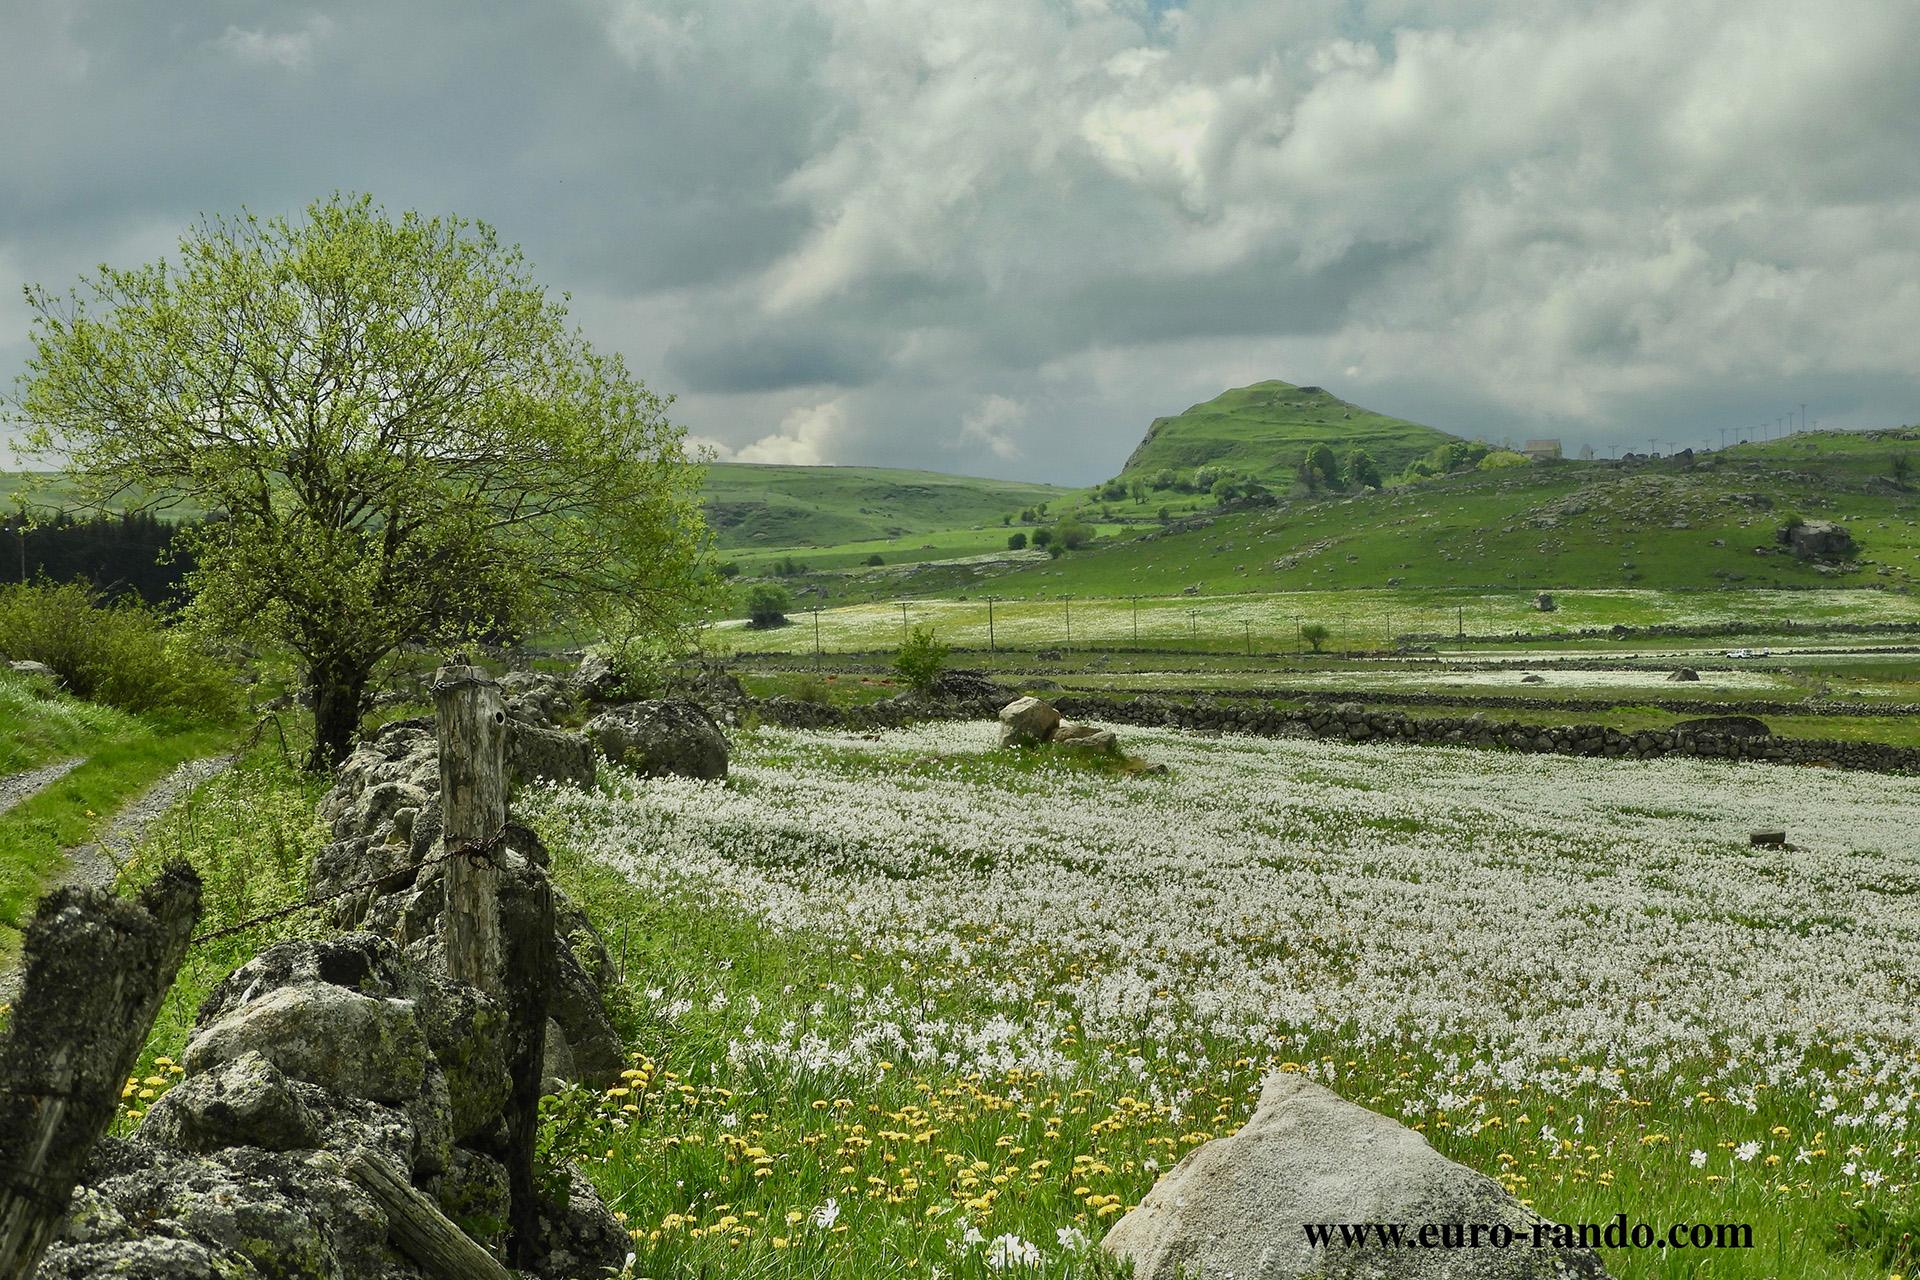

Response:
(955, 431), (1920, 600)
(703, 463), (1069, 552)
(0, 671), (237, 956)
(1116, 379), (1460, 485)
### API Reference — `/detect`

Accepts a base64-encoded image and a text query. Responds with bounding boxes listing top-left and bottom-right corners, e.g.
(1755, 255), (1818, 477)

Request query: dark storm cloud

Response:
(4, 0), (1918, 481)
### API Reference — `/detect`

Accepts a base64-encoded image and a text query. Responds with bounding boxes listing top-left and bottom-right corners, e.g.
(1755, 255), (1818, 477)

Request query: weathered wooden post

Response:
(0, 863), (203, 1280)
(433, 655), (509, 994)
(430, 654), (549, 1268)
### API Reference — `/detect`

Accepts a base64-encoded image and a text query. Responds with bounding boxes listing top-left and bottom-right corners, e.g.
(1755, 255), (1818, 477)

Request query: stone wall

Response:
(745, 690), (1920, 774)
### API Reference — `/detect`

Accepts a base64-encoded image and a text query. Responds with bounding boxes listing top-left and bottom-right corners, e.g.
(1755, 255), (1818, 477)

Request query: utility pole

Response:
(1719, 427), (1727, 451)
(1130, 595), (1140, 645)
(986, 597), (996, 652)
(1243, 620), (1251, 656)
(1063, 596), (1072, 649)
(1800, 403), (1806, 434)
(898, 601), (909, 642)
(811, 608), (821, 669)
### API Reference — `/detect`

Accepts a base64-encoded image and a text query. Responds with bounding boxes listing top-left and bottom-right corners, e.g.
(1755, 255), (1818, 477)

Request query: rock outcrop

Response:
(1103, 1073), (1611, 1280)
(998, 696), (1062, 747)
(37, 934), (628, 1280)
(1783, 518), (1855, 562)
(585, 699), (729, 780)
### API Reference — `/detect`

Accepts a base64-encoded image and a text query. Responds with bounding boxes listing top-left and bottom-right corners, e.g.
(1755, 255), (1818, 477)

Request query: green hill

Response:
(700, 464), (1067, 551)
(826, 429), (1920, 601)
(1116, 380), (1461, 486)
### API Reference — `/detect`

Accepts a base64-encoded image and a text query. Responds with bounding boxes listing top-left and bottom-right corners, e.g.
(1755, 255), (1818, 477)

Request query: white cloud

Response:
(731, 400), (849, 465)
(215, 17), (333, 70)
(958, 394), (1026, 460)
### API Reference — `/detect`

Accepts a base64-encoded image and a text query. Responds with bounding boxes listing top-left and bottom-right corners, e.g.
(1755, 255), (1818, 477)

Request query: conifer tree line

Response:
(0, 509), (195, 604)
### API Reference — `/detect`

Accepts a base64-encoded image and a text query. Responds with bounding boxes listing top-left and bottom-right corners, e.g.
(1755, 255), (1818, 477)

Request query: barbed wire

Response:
(185, 822), (539, 947)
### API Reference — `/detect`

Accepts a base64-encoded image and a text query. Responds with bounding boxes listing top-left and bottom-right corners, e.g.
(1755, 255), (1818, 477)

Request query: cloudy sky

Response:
(3, 1), (1916, 482)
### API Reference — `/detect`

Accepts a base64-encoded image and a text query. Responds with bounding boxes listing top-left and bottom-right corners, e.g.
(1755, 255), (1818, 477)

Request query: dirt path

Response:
(0, 757), (84, 818)
(53, 754), (239, 893)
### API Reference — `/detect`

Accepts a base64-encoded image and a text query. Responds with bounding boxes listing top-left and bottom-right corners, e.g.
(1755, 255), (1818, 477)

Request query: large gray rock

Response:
(185, 983), (429, 1105)
(499, 669), (575, 726)
(1785, 518), (1855, 561)
(573, 649), (623, 702)
(138, 1051), (321, 1153)
(1102, 1073), (1610, 1280)
(506, 721), (597, 791)
(585, 699), (729, 780)
(998, 696), (1061, 747)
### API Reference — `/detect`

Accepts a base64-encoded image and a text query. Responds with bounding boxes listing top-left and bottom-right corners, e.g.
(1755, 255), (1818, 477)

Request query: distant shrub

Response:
(769, 555), (808, 577)
(1477, 450), (1532, 470)
(893, 625), (949, 695)
(744, 583), (791, 629)
(864, 553), (885, 566)
(715, 560), (741, 579)
(1299, 622), (1331, 652)
(790, 674), (832, 705)
(1053, 519), (1094, 550)
(0, 581), (237, 719)
(1031, 528), (1053, 548)
(1345, 448), (1382, 489)
(1007, 532), (1028, 550)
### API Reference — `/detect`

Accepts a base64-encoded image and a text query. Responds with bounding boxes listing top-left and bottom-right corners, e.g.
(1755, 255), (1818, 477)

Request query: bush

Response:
(1053, 519), (1094, 550)
(0, 581), (237, 719)
(1031, 528), (1053, 548)
(744, 583), (791, 629)
(863, 553), (885, 566)
(1299, 622), (1331, 653)
(1007, 532), (1027, 550)
(892, 625), (948, 695)
(715, 560), (741, 579)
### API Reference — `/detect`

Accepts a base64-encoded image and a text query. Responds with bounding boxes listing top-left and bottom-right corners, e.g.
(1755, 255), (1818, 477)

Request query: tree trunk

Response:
(307, 660), (371, 771)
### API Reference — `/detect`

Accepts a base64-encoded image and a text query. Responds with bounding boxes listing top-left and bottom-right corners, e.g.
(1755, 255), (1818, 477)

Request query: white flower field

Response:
(527, 723), (1920, 1278)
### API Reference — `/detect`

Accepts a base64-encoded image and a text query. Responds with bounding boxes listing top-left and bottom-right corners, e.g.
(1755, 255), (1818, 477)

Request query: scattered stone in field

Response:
(1520, 674), (1547, 684)
(1751, 829), (1788, 847)
(1534, 592), (1556, 611)
(1673, 715), (1771, 738)
(999, 696), (1062, 747)
(1783, 518), (1856, 562)
(1102, 1072), (1613, 1280)
(7, 658), (59, 682)
(585, 699), (729, 780)
(1052, 723), (1118, 754)
(1666, 667), (1701, 682)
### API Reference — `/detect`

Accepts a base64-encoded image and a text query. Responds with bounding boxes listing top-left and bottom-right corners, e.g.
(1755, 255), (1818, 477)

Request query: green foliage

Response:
(18, 193), (709, 765)
(891, 625), (949, 695)
(863, 553), (884, 566)
(1299, 622), (1331, 651)
(1031, 527), (1054, 548)
(716, 560), (741, 579)
(1345, 448), (1383, 490)
(744, 583), (792, 629)
(698, 463), (1065, 551)
(770, 555), (809, 577)
(1477, 449), (1532, 470)
(1052, 519), (1094, 550)
(1007, 531), (1027, 550)
(1305, 442), (1341, 488)
(1891, 454), (1914, 484)
(0, 581), (236, 719)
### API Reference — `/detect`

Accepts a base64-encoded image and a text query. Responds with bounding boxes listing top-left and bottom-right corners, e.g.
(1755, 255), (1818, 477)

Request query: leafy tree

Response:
(1053, 519), (1094, 550)
(1031, 527), (1054, 548)
(716, 560), (742, 579)
(1300, 622), (1331, 652)
(1477, 450), (1531, 470)
(1192, 465), (1224, 493)
(1007, 531), (1028, 550)
(1892, 454), (1914, 485)
(16, 194), (709, 767)
(1305, 443), (1341, 488)
(1345, 448), (1382, 490)
(892, 624), (949, 695)
(744, 583), (791, 628)
(1157, 506), (1171, 524)
(1129, 481), (1147, 504)
(863, 553), (884, 566)
(1149, 468), (1177, 491)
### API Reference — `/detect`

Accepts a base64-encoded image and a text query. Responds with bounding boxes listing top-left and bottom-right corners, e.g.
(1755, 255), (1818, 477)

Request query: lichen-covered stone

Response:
(412, 978), (510, 1141)
(430, 1147), (510, 1261)
(185, 983), (428, 1105)
(137, 1051), (320, 1153)
(585, 699), (729, 780)
(36, 1235), (262, 1280)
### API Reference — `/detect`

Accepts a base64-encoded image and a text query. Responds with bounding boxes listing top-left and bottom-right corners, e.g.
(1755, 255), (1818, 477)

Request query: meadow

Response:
(512, 723), (1920, 1279)
(717, 586), (1920, 656)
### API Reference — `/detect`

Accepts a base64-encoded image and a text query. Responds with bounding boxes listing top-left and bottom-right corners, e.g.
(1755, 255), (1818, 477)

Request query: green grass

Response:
(702, 463), (1069, 552)
(509, 732), (1912, 1280)
(0, 669), (146, 774)
(1114, 378), (1458, 487)
(0, 719), (238, 957)
(714, 587), (1920, 656)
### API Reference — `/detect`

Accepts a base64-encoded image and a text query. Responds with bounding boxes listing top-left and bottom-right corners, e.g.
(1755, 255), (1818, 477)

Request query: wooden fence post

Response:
(496, 855), (553, 1269)
(432, 657), (508, 995)
(0, 863), (203, 1280)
